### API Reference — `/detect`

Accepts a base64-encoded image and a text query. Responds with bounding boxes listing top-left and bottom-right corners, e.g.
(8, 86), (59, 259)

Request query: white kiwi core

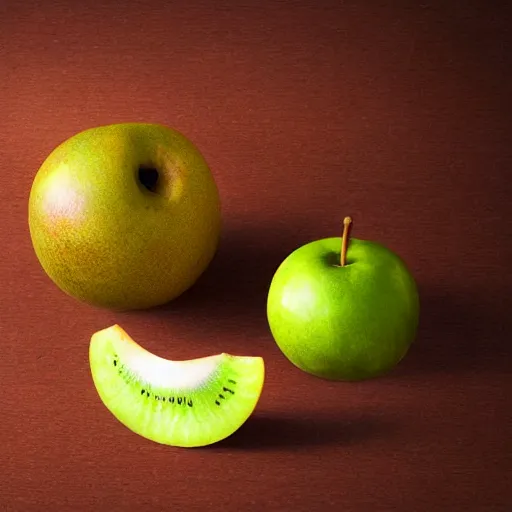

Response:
(122, 345), (222, 391)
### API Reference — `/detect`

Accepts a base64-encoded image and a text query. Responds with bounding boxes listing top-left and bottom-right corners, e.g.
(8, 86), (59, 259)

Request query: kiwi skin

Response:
(89, 325), (265, 448)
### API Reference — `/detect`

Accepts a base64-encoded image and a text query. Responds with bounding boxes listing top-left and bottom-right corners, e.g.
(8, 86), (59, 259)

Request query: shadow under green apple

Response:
(393, 283), (510, 377)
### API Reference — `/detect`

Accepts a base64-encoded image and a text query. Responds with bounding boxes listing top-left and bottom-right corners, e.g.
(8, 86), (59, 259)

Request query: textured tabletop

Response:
(1, 1), (510, 511)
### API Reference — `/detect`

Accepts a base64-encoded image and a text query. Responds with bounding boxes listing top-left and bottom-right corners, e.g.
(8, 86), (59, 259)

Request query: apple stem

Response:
(341, 216), (353, 267)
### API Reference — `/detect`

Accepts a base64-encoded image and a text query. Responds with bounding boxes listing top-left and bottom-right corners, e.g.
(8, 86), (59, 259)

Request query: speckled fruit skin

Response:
(28, 123), (221, 310)
(266, 237), (420, 381)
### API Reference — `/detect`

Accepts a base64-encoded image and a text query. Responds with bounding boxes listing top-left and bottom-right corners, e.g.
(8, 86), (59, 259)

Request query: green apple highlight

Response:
(266, 217), (420, 381)
(28, 123), (221, 310)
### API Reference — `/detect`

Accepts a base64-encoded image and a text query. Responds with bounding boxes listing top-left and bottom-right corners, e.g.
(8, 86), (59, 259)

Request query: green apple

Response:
(28, 123), (221, 310)
(266, 217), (419, 381)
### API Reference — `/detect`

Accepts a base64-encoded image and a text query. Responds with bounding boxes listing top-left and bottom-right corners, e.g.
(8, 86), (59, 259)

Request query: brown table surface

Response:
(1, 1), (510, 511)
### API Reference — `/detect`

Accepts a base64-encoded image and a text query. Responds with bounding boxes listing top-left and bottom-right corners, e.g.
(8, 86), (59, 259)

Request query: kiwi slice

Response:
(89, 325), (265, 447)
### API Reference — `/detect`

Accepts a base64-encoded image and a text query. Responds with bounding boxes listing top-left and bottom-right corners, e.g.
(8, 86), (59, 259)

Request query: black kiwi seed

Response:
(169, 397), (174, 403)
(223, 387), (235, 394)
(113, 360), (117, 366)
(228, 379), (236, 384)
(215, 400), (221, 406)
(187, 399), (193, 407)
(177, 397), (182, 405)
(219, 394), (225, 400)
(141, 389), (145, 395)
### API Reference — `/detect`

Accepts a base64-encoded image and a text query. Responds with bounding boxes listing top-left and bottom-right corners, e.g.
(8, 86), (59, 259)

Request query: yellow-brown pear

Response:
(28, 123), (221, 310)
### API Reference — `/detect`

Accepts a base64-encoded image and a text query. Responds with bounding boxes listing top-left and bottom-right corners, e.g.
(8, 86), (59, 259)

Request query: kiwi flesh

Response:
(89, 325), (265, 447)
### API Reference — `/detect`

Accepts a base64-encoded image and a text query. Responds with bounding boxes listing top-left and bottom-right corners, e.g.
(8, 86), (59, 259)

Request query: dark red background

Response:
(1, 1), (510, 510)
